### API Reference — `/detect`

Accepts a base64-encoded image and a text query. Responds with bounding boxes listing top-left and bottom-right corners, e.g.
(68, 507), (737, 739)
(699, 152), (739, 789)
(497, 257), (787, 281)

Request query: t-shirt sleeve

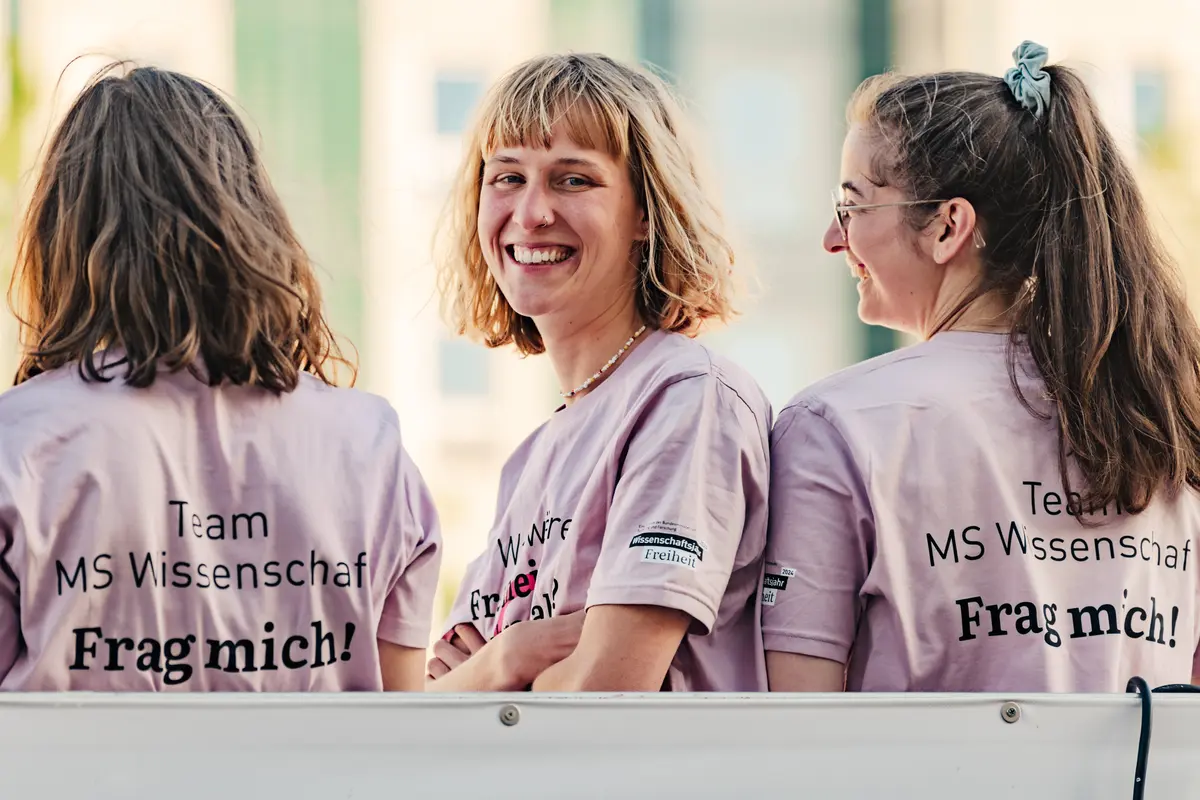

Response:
(0, 527), (18, 682)
(377, 442), (443, 649)
(761, 403), (874, 663)
(586, 374), (769, 635)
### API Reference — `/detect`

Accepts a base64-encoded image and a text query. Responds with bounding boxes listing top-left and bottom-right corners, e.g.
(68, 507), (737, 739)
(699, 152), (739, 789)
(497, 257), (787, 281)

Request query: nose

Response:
(512, 181), (555, 230)
(823, 217), (847, 254)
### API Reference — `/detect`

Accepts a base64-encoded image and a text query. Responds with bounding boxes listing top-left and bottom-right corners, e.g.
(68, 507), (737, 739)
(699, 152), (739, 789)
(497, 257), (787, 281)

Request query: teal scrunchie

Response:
(1003, 40), (1052, 119)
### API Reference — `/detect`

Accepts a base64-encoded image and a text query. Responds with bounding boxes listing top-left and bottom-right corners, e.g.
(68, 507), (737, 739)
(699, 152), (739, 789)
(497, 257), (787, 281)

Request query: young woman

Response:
(763, 42), (1200, 692)
(426, 53), (772, 692)
(0, 65), (441, 691)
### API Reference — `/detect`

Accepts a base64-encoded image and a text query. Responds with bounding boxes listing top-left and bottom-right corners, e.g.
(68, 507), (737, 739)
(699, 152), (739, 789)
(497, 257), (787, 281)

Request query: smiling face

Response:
(436, 53), (741, 356)
(822, 123), (952, 336)
(477, 126), (646, 332)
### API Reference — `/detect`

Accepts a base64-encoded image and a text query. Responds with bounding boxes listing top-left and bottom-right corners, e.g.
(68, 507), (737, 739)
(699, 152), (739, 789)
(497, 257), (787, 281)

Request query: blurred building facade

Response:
(1, 0), (1199, 629)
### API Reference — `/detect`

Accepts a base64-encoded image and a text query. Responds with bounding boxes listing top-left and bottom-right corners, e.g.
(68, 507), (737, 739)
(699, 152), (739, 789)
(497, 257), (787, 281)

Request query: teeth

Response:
(512, 245), (571, 265)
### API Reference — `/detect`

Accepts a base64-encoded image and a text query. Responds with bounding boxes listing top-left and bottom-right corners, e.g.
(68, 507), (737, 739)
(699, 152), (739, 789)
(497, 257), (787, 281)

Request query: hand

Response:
(496, 610), (586, 686)
(426, 623), (487, 680)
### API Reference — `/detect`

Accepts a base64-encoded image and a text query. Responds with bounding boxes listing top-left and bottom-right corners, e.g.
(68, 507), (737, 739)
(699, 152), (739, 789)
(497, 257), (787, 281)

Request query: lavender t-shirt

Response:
(763, 332), (1200, 692)
(0, 358), (442, 691)
(442, 329), (772, 691)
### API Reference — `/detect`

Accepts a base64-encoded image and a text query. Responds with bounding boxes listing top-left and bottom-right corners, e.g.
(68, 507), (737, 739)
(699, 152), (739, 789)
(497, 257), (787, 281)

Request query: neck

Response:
(539, 299), (646, 405)
(921, 270), (1015, 338)
(939, 290), (1015, 335)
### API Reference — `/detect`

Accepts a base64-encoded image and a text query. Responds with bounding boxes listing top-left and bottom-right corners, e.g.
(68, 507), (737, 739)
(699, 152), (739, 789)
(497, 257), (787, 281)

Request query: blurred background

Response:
(2, 0), (1199, 634)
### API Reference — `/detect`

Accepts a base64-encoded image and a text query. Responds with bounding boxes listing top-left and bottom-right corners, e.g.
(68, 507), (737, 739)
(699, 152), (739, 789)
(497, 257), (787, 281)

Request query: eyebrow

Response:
(840, 180), (866, 198)
(486, 154), (604, 171)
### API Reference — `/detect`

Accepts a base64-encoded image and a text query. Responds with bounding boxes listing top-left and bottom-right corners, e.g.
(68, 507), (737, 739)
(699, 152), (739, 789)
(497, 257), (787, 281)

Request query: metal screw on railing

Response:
(1000, 701), (1021, 723)
(499, 704), (521, 727)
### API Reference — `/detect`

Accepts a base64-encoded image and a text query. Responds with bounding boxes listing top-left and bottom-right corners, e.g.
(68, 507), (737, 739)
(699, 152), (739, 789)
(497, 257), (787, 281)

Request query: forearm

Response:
(378, 641), (426, 691)
(425, 640), (522, 692)
(766, 650), (847, 692)
(531, 664), (666, 692)
(530, 662), (628, 691)
(530, 647), (668, 692)
(529, 654), (582, 691)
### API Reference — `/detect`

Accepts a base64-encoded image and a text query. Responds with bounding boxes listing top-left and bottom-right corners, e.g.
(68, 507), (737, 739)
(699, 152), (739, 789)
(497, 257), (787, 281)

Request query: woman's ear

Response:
(634, 206), (650, 242)
(927, 198), (979, 265)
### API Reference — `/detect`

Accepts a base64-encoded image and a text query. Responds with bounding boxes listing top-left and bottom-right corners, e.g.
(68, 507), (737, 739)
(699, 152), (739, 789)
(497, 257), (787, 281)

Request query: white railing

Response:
(2, 692), (1198, 799)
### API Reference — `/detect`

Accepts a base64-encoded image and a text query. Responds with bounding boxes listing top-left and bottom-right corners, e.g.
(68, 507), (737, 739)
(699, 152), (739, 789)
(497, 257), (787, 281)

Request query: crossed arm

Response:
(426, 604), (690, 692)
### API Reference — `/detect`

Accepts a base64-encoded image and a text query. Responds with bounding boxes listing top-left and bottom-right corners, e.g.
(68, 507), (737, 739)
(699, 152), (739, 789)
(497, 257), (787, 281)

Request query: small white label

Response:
(761, 587), (778, 606)
(780, 567), (797, 577)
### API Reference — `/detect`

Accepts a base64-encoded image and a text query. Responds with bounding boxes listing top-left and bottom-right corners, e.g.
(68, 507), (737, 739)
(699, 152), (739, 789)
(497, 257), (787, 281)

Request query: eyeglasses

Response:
(831, 190), (949, 242)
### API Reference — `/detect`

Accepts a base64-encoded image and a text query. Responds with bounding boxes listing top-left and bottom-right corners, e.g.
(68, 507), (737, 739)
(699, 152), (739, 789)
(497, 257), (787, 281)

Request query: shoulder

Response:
(785, 339), (938, 413)
(0, 366), (407, 454)
(0, 365), (103, 429)
(781, 333), (1013, 427)
(629, 331), (773, 433)
(284, 375), (418, 467)
(772, 334), (1041, 476)
(291, 373), (401, 432)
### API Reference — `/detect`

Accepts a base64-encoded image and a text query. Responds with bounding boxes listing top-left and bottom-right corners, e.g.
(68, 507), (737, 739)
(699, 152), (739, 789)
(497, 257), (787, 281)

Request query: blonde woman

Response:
(427, 53), (771, 692)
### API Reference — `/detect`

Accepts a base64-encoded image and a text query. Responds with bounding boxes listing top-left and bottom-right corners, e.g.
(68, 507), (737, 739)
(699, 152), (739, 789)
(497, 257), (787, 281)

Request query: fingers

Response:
(453, 623), (488, 654)
(426, 624), (488, 682)
(432, 637), (471, 670)
(442, 632), (472, 657)
(426, 657), (450, 680)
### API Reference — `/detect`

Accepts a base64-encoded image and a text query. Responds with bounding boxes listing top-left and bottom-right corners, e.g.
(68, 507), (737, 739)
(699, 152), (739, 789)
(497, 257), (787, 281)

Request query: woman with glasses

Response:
(763, 42), (1200, 692)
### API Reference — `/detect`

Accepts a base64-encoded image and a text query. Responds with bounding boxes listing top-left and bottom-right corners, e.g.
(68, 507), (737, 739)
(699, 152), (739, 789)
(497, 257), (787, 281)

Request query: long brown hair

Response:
(10, 63), (352, 391)
(849, 62), (1200, 516)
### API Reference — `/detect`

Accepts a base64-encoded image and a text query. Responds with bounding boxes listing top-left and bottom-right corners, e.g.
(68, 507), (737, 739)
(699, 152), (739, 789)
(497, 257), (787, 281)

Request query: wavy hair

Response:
(435, 52), (736, 354)
(11, 63), (352, 390)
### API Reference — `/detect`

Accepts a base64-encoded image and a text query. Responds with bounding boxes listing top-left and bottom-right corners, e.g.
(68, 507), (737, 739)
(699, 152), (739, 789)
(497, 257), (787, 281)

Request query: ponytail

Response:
(851, 45), (1200, 517)
(1019, 64), (1200, 514)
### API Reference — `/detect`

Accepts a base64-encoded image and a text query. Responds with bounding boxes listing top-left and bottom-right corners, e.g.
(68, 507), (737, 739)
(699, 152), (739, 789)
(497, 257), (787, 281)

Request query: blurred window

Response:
(438, 338), (490, 396)
(435, 76), (483, 135)
(1134, 69), (1168, 141)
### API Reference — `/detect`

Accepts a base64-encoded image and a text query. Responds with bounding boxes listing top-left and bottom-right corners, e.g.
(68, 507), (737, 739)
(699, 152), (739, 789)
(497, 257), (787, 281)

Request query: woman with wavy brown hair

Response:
(425, 53), (772, 692)
(0, 64), (441, 692)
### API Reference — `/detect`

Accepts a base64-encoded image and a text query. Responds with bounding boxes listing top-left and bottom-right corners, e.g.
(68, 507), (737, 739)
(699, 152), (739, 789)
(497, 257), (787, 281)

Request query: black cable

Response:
(1123, 679), (1200, 800)
(1126, 676), (1152, 800)
(1153, 683), (1200, 693)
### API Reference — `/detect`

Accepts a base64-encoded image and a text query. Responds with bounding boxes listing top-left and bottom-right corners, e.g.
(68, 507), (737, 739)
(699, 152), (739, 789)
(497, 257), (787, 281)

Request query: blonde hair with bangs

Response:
(434, 52), (736, 355)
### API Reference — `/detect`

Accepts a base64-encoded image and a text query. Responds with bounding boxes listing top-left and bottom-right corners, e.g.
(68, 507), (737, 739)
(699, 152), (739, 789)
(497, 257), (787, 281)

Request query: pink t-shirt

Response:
(763, 331), (1200, 692)
(0, 355), (442, 691)
(442, 329), (772, 691)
